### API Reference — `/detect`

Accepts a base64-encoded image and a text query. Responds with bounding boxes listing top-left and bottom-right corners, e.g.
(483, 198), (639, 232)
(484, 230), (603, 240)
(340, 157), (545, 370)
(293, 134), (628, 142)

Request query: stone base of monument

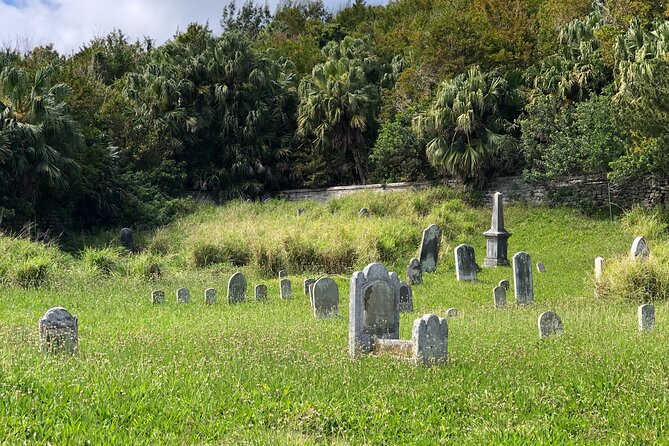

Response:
(370, 314), (449, 366)
(374, 339), (413, 358)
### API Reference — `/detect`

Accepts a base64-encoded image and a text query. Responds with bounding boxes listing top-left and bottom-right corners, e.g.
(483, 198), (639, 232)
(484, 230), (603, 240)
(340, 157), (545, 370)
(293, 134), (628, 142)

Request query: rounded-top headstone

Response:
(631, 236), (650, 261)
(493, 286), (506, 308)
(445, 308), (459, 318)
(357, 208), (370, 218)
(407, 258), (422, 285)
(255, 284), (268, 301)
(176, 287), (190, 304)
(499, 279), (510, 290)
(538, 311), (563, 338)
(418, 224), (441, 273)
(228, 272), (247, 303)
(204, 288), (217, 305)
(39, 307), (78, 355)
(120, 227), (133, 251)
(638, 304), (655, 332)
(280, 278), (292, 299)
(152, 290), (165, 304)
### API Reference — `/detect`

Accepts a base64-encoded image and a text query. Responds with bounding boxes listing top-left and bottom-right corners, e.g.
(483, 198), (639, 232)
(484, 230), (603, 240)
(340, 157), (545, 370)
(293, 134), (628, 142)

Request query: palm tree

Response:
(0, 62), (84, 207)
(413, 66), (517, 185)
(297, 38), (379, 183)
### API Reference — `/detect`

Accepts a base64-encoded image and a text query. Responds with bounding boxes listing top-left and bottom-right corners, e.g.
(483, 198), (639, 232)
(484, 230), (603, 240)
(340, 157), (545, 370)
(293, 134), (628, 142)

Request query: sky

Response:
(0, 0), (384, 55)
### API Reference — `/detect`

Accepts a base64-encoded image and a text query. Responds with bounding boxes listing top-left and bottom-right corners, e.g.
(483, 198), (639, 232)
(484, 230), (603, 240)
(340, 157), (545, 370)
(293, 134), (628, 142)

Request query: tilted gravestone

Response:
(418, 224), (441, 273)
(483, 192), (511, 267)
(39, 307), (78, 355)
(357, 208), (370, 218)
(312, 277), (339, 319)
(204, 288), (217, 305)
(493, 286), (506, 308)
(538, 311), (563, 338)
(445, 308), (459, 318)
(255, 284), (267, 301)
(280, 278), (292, 299)
(296, 208), (306, 216)
(152, 290), (165, 304)
(455, 244), (477, 281)
(407, 258), (422, 285)
(399, 282), (413, 313)
(638, 304), (655, 332)
(513, 252), (534, 305)
(349, 262), (401, 357)
(120, 227), (134, 251)
(631, 236), (650, 261)
(176, 287), (190, 304)
(228, 272), (247, 303)
(594, 257), (604, 280)
(412, 314), (448, 366)
(499, 279), (510, 290)
(537, 262), (546, 273)
(304, 278), (316, 296)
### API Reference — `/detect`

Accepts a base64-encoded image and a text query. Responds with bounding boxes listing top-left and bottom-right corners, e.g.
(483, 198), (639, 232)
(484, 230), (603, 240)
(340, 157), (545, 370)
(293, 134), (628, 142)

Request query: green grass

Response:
(2, 190), (669, 444)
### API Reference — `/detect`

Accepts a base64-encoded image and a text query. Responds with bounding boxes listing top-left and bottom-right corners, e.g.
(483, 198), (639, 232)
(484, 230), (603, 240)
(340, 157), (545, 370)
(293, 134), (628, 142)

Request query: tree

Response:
(413, 66), (519, 185)
(297, 37), (379, 184)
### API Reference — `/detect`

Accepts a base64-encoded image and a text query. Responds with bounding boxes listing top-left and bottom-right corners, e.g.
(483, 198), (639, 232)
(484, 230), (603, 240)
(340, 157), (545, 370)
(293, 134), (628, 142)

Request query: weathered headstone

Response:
(255, 284), (267, 301)
(638, 304), (655, 332)
(312, 277), (339, 318)
(120, 227), (133, 251)
(39, 307), (78, 355)
(278, 270), (288, 278)
(349, 262), (401, 357)
(176, 287), (190, 304)
(412, 314), (448, 366)
(538, 311), (563, 338)
(228, 272), (247, 303)
(631, 236), (650, 261)
(304, 278), (316, 296)
(483, 192), (512, 267)
(296, 208), (306, 216)
(537, 262), (546, 273)
(418, 224), (441, 273)
(499, 279), (510, 290)
(454, 244), (477, 281)
(280, 278), (292, 299)
(493, 286), (506, 308)
(445, 308), (459, 318)
(152, 290), (165, 304)
(594, 257), (604, 280)
(357, 208), (370, 218)
(204, 288), (216, 305)
(513, 252), (534, 305)
(407, 258), (422, 285)
(399, 282), (413, 313)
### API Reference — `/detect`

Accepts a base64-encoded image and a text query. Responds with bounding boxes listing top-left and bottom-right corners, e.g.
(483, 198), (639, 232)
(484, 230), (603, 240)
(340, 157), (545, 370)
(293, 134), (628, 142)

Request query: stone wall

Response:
(274, 175), (669, 210)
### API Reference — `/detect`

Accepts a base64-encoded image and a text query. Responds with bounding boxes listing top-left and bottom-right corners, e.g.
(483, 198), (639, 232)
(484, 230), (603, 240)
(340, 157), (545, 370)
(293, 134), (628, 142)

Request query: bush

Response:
(620, 206), (668, 240)
(596, 253), (669, 302)
(81, 247), (124, 276)
(191, 240), (251, 268)
(12, 257), (51, 288)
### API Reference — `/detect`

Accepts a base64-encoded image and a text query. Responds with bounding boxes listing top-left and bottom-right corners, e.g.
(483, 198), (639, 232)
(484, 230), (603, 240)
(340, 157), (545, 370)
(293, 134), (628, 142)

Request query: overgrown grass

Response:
(3, 189), (669, 444)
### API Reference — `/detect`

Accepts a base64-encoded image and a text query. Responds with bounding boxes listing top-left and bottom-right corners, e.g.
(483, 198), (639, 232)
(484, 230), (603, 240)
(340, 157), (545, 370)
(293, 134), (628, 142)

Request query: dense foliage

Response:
(1, 0), (668, 234)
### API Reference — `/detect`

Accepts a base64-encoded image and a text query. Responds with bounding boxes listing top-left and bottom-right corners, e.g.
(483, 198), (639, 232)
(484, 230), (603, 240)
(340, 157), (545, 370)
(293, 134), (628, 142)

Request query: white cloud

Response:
(0, 0), (384, 55)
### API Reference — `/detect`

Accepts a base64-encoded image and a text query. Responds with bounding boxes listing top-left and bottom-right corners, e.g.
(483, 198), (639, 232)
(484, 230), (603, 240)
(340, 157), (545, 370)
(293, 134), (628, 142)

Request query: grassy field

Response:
(1, 189), (668, 444)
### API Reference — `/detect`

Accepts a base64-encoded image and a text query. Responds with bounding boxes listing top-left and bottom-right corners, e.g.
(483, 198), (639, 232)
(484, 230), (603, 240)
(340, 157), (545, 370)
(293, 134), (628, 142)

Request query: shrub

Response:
(81, 247), (124, 276)
(596, 253), (669, 302)
(620, 206), (668, 240)
(12, 257), (51, 288)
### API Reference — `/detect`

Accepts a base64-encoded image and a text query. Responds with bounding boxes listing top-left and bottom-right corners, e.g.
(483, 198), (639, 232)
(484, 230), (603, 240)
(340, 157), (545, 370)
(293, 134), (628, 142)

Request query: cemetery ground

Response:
(2, 189), (669, 444)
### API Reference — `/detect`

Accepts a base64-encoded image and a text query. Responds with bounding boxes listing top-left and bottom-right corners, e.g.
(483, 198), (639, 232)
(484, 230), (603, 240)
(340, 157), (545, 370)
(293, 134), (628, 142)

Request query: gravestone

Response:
(407, 258), (422, 285)
(255, 284), (267, 301)
(204, 288), (216, 305)
(399, 282), (413, 313)
(278, 270), (288, 279)
(455, 244), (477, 281)
(513, 252), (534, 305)
(412, 314), (448, 366)
(631, 236), (650, 261)
(537, 262), (546, 273)
(304, 278), (316, 296)
(358, 208), (370, 218)
(120, 227), (133, 251)
(493, 286), (506, 308)
(152, 290), (165, 304)
(349, 262), (401, 357)
(483, 192), (512, 267)
(538, 311), (563, 338)
(638, 304), (655, 332)
(418, 224), (441, 273)
(499, 279), (510, 290)
(445, 308), (459, 318)
(280, 278), (292, 299)
(228, 272), (247, 303)
(176, 287), (190, 304)
(296, 208), (306, 216)
(312, 277), (339, 318)
(594, 257), (604, 280)
(39, 307), (78, 355)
